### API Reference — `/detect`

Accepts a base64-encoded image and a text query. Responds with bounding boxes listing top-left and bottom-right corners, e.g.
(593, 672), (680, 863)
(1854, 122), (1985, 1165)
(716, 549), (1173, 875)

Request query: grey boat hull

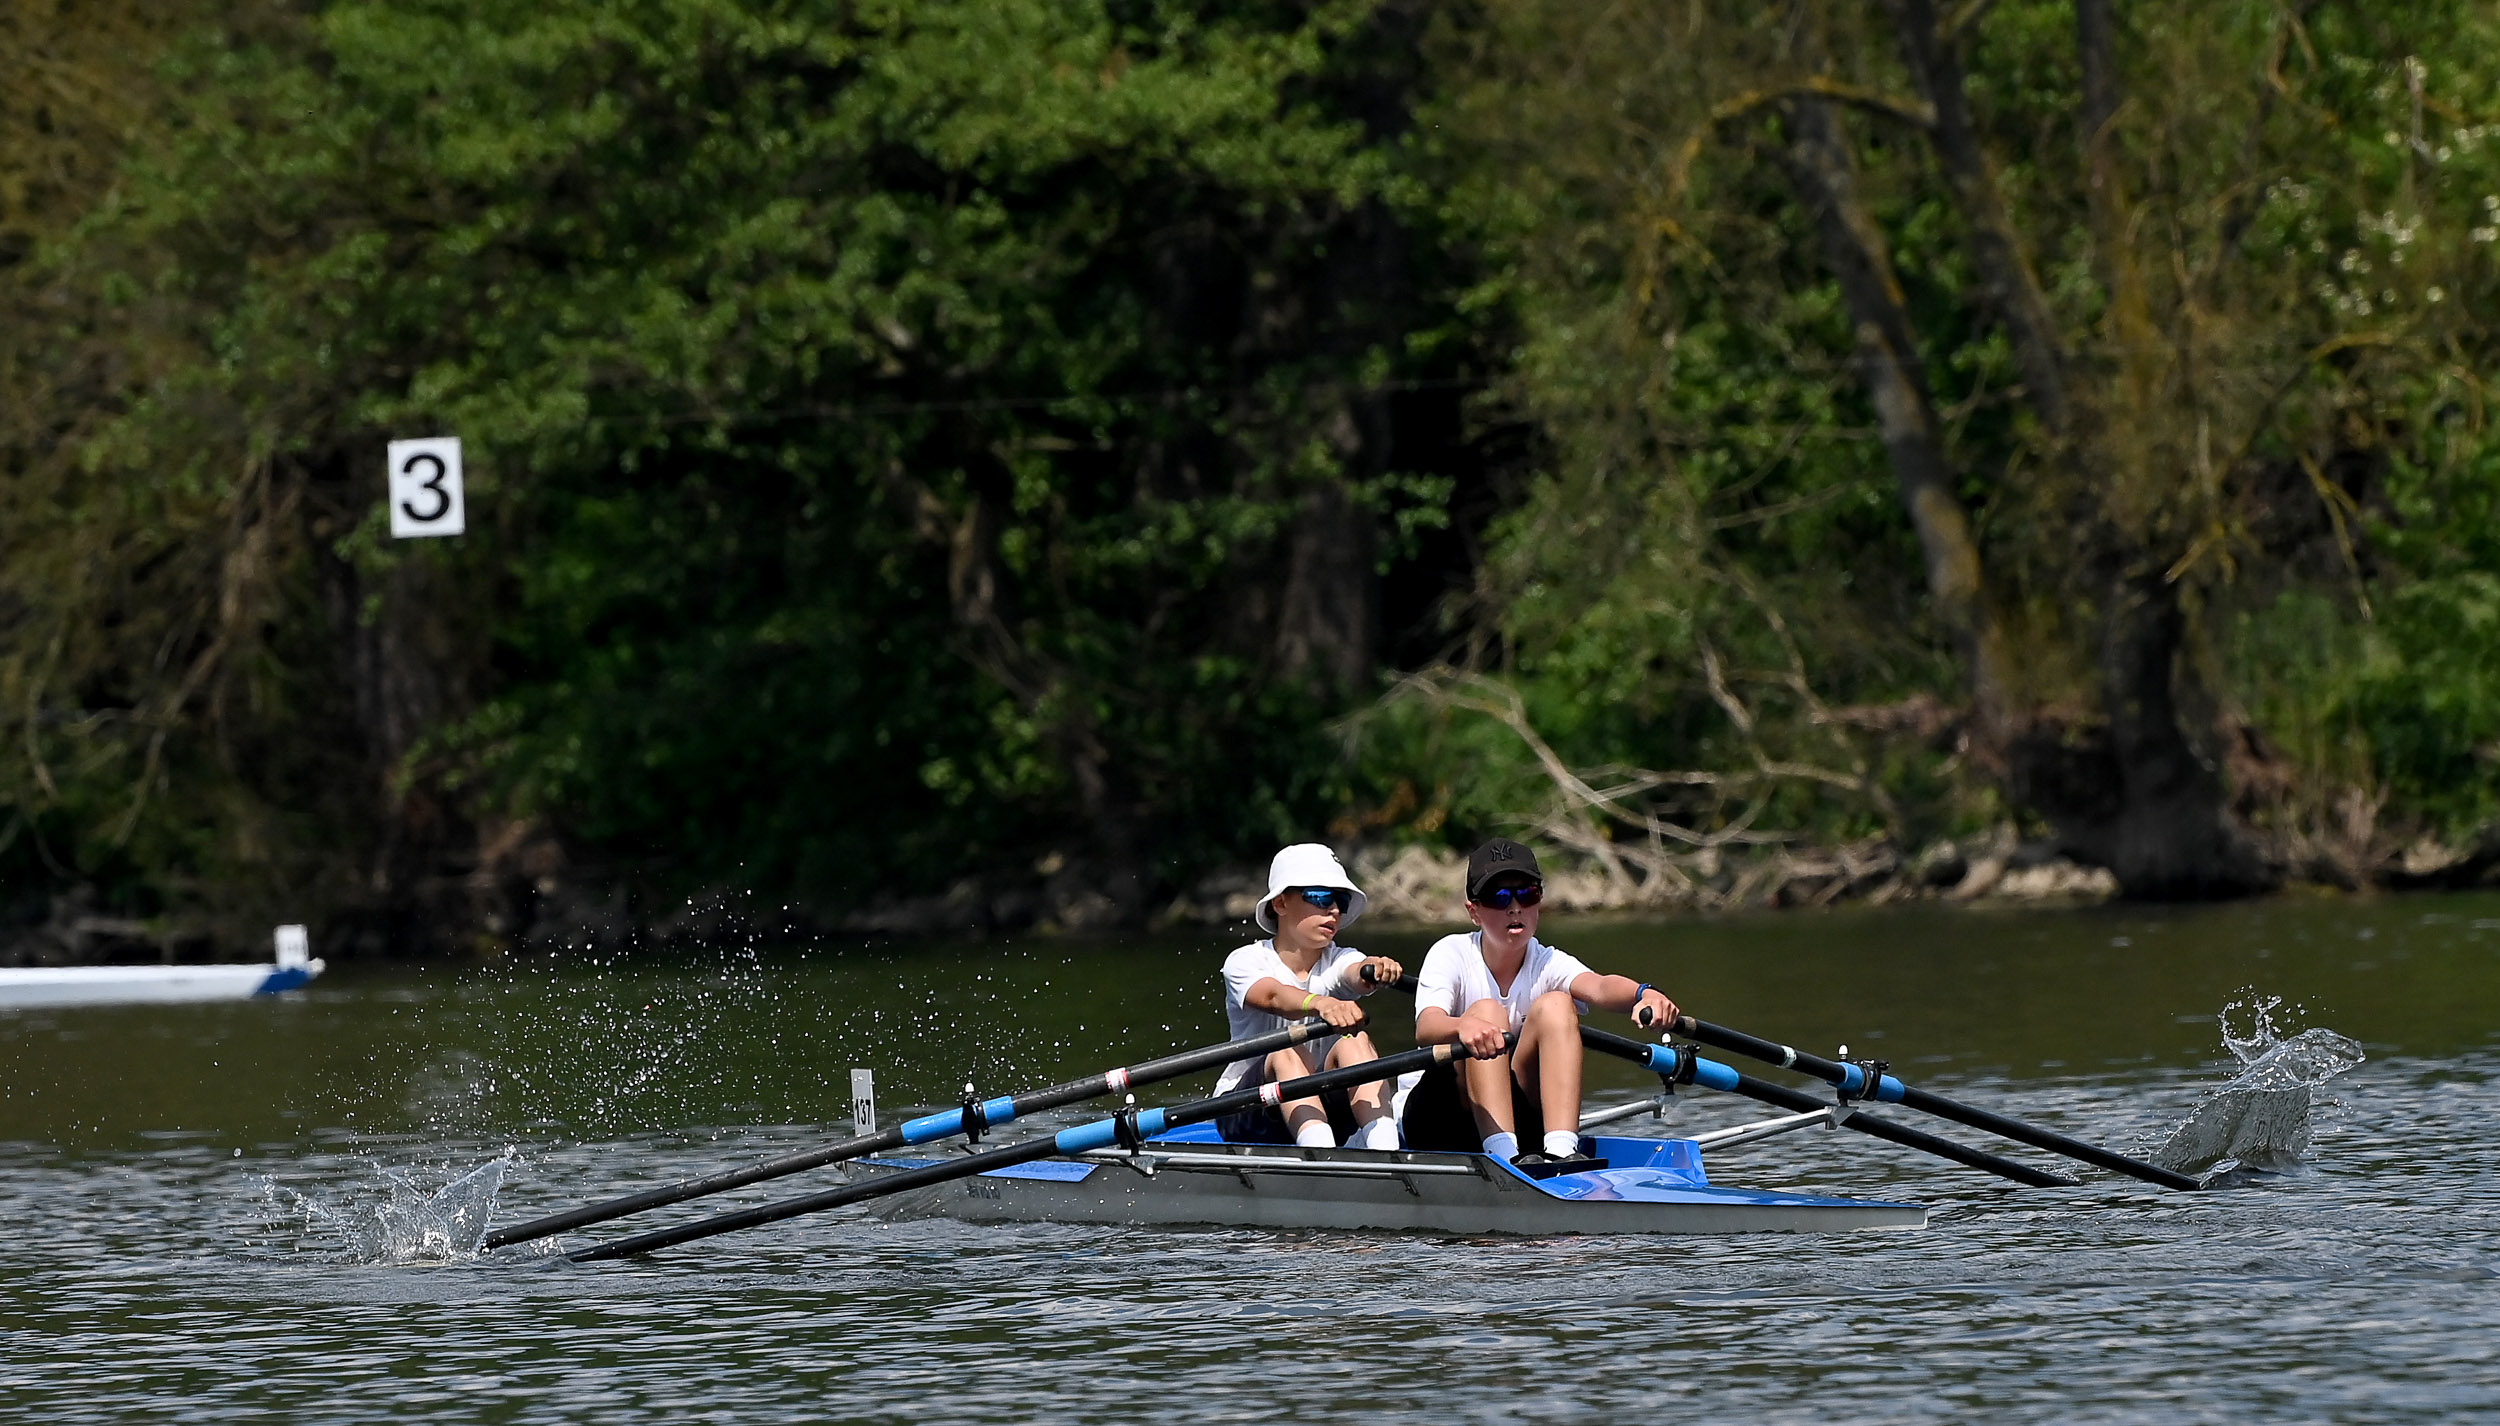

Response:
(867, 1132), (1924, 1237)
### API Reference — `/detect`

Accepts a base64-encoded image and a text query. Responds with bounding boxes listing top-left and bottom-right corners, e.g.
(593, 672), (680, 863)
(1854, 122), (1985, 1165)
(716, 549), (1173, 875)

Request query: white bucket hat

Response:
(1253, 843), (1367, 933)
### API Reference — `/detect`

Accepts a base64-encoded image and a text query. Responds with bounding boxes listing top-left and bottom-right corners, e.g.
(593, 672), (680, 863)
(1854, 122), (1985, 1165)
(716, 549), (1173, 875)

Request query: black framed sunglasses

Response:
(1473, 884), (1543, 911)
(1295, 887), (1355, 912)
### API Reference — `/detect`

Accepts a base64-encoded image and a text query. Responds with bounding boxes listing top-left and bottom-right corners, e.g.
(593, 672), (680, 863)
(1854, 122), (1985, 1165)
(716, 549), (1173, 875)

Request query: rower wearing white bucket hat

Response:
(1212, 843), (1407, 1150)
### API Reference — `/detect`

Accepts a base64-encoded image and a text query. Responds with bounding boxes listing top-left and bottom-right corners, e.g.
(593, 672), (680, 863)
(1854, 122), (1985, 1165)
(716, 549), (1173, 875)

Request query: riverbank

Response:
(14, 821), (2500, 967)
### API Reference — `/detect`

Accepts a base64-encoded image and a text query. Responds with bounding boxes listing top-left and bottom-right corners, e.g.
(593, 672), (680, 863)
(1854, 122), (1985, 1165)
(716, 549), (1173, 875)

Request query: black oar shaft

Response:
(1672, 1015), (2198, 1192)
(488, 1016), (1351, 1250)
(571, 1039), (1482, 1262)
(1575, 1026), (2073, 1188)
(1722, 1069), (2073, 1187)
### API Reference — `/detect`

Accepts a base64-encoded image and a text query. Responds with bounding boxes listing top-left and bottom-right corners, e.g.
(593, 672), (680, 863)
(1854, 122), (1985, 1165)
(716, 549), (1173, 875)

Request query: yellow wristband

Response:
(1300, 992), (1317, 1011)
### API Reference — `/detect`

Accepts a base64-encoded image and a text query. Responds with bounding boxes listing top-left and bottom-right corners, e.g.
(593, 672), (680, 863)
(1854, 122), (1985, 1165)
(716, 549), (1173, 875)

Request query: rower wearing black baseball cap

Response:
(1400, 838), (1679, 1175)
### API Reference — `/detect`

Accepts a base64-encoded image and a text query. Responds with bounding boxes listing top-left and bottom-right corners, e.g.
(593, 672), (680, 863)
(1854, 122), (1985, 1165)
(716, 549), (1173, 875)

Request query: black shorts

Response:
(1397, 1058), (1545, 1153)
(1217, 1084), (1361, 1145)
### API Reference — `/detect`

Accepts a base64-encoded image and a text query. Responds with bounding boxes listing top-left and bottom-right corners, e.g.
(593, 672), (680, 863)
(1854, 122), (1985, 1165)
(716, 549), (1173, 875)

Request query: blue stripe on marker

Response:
(981, 1094), (1018, 1124)
(1876, 1075), (1907, 1103)
(1837, 1062), (1865, 1094)
(1644, 1045), (1680, 1074)
(1134, 1108), (1167, 1137)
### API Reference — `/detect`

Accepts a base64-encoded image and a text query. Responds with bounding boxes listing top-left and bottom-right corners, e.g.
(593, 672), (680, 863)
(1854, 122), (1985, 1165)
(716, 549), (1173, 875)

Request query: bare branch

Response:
(1943, 0), (2002, 43)
(1665, 76), (1934, 208)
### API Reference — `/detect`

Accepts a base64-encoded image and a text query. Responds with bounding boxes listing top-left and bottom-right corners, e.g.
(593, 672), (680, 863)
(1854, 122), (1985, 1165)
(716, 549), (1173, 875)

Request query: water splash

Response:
(2151, 995), (2364, 1181)
(263, 1154), (522, 1264)
(473, 929), (791, 1137)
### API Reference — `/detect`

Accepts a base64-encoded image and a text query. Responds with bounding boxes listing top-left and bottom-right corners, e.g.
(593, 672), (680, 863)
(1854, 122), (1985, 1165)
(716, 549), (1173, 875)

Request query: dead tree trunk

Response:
(1780, 94), (2017, 760)
(1872, 0), (2271, 894)
(1879, 0), (2070, 433)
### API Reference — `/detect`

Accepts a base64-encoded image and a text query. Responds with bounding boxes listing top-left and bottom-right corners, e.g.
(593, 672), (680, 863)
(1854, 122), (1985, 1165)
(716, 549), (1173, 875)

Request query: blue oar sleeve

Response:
(897, 1095), (1022, 1144)
(1641, 1043), (1742, 1093)
(1833, 1063), (1909, 1103)
(1054, 1109), (1169, 1154)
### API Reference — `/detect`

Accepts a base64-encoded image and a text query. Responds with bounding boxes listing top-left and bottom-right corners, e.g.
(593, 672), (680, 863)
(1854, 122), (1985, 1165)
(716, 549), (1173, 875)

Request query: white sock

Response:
(1543, 1130), (1581, 1159)
(1483, 1130), (1520, 1160)
(1352, 1116), (1401, 1152)
(1293, 1119), (1337, 1148)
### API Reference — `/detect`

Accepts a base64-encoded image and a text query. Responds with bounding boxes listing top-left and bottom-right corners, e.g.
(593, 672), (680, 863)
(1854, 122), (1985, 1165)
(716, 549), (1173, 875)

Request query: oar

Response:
(1360, 968), (2070, 1188)
(1576, 1025), (2075, 1188)
(568, 1036), (1505, 1263)
(487, 1015), (1355, 1251)
(1669, 1015), (2199, 1192)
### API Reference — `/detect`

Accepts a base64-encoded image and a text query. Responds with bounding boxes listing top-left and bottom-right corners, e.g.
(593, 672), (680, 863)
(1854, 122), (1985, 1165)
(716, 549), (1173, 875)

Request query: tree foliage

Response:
(9, 0), (2500, 953)
(1392, 0), (2500, 891)
(2, 0), (1484, 946)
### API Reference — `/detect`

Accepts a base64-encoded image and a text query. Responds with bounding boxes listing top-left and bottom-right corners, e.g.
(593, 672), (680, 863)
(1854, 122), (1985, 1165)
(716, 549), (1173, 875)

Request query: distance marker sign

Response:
(387, 437), (465, 538)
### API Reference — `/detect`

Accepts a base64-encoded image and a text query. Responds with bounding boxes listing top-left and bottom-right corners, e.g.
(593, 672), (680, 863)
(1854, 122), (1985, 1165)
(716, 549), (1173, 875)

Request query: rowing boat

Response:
(864, 1119), (1924, 1236)
(0, 959), (325, 1009)
(515, 1010), (2195, 1262)
(0, 925), (325, 1009)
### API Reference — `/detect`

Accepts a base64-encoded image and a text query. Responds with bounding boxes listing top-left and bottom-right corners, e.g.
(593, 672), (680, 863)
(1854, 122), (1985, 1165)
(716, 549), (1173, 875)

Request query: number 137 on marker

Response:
(387, 436), (465, 539)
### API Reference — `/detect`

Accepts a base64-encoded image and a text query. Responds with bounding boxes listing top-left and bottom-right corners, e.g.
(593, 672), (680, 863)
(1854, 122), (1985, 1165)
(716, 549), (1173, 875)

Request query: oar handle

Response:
(1359, 965), (1419, 992)
(487, 1014), (1351, 1250)
(1671, 1014), (2198, 1192)
(571, 1034), (1513, 1262)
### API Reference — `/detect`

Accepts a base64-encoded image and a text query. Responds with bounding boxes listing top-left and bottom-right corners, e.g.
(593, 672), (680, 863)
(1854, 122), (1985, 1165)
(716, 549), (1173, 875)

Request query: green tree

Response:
(0, 0), (1484, 948)
(1412, 0), (2500, 894)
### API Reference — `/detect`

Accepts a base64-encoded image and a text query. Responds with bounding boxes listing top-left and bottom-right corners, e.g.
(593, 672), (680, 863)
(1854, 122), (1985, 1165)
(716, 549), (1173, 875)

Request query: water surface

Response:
(3, 895), (2497, 1422)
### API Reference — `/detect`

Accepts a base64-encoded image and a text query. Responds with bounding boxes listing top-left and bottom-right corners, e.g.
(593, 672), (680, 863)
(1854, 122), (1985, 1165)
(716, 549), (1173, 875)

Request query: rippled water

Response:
(6, 895), (2500, 1422)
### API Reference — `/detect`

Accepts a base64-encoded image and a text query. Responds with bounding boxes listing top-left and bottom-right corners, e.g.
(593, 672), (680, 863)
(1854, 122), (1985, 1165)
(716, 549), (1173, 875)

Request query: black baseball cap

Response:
(1466, 838), (1543, 901)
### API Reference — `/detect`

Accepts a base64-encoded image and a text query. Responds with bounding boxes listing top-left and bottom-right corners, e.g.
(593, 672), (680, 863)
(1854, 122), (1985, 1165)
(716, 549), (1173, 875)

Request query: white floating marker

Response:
(387, 436), (466, 539)
(274, 924), (310, 968)
(851, 1069), (877, 1135)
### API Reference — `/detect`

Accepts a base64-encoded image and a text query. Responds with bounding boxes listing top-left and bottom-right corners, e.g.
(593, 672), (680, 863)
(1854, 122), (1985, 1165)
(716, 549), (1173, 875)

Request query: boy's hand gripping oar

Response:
(487, 1017), (1349, 1251)
(1668, 1015), (2198, 1192)
(1577, 1026), (2075, 1189)
(568, 1035), (1510, 1263)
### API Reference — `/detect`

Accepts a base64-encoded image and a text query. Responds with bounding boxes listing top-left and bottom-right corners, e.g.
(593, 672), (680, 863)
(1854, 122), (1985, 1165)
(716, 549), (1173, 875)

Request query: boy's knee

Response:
(1529, 990), (1576, 1020)
(1328, 1031), (1379, 1066)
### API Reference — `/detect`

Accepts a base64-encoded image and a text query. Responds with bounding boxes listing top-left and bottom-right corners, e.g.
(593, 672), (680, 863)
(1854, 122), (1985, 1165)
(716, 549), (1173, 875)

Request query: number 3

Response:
(399, 452), (451, 523)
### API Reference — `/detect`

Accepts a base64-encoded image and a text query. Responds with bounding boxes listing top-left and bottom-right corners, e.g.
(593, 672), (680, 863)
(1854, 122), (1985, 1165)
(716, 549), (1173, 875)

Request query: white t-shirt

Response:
(1215, 939), (1364, 1094)
(1413, 932), (1594, 1032)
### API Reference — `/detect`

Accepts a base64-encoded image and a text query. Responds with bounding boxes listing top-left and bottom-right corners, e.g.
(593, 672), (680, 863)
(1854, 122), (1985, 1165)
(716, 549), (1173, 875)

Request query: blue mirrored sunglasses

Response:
(1295, 887), (1354, 912)
(1473, 884), (1543, 911)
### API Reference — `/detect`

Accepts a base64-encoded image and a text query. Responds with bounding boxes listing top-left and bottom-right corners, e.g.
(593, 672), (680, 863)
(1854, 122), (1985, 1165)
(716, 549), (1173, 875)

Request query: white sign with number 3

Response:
(387, 436), (465, 539)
